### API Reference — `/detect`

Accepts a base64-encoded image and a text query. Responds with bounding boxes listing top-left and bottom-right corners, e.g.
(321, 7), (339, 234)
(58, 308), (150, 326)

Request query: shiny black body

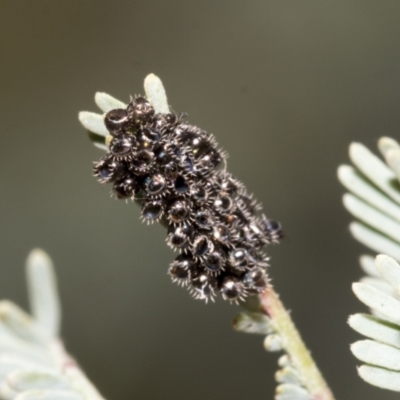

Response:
(93, 96), (283, 302)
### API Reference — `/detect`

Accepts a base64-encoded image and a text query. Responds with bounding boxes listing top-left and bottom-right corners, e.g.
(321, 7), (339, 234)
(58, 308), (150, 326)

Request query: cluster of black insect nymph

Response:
(93, 95), (283, 303)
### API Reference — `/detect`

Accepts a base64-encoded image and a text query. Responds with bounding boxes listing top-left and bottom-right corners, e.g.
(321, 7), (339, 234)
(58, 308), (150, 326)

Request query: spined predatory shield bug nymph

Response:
(89, 84), (283, 303)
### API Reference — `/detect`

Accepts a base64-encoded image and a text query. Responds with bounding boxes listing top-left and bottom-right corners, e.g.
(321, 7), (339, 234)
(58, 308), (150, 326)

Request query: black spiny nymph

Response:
(93, 95), (283, 302)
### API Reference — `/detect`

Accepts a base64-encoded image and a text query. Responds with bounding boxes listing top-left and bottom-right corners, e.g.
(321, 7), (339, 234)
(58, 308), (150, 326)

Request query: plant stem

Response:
(260, 286), (336, 400)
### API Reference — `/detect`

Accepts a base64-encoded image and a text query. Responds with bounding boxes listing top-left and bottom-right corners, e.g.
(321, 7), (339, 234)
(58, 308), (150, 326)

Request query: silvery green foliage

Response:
(350, 256), (400, 391)
(233, 300), (312, 400)
(0, 250), (105, 400)
(339, 139), (400, 260)
(339, 138), (400, 391)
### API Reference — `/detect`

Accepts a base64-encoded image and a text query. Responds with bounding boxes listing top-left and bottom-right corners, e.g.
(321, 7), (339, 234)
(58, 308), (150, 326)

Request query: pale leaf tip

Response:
(337, 164), (351, 181)
(143, 74), (169, 114)
(144, 73), (159, 83)
(342, 192), (352, 207)
(26, 249), (53, 270)
(347, 313), (358, 327)
(144, 73), (163, 93)
(94, 91), (105, 102)
(350, 339), (371, 358)
(349, 142), (363, 153)
(349, 342), (357, 354)
(78, 110), (89, 119)
(94, 92), (126, 113)
(357, 364), (400, 391)
(378, 137), (400, 156)
(351, 282), (363, 296)
(78, 111), (95, 126)
(349, 221), (362, 236)
(349, 142), (368, 161)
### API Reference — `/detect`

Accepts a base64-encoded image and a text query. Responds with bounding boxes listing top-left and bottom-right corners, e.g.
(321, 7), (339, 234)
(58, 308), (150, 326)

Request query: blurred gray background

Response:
(0, 1), (399, 399)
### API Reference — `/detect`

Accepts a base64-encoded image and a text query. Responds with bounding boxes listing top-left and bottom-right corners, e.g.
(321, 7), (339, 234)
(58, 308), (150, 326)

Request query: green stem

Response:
(260, 286), (335, 400)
